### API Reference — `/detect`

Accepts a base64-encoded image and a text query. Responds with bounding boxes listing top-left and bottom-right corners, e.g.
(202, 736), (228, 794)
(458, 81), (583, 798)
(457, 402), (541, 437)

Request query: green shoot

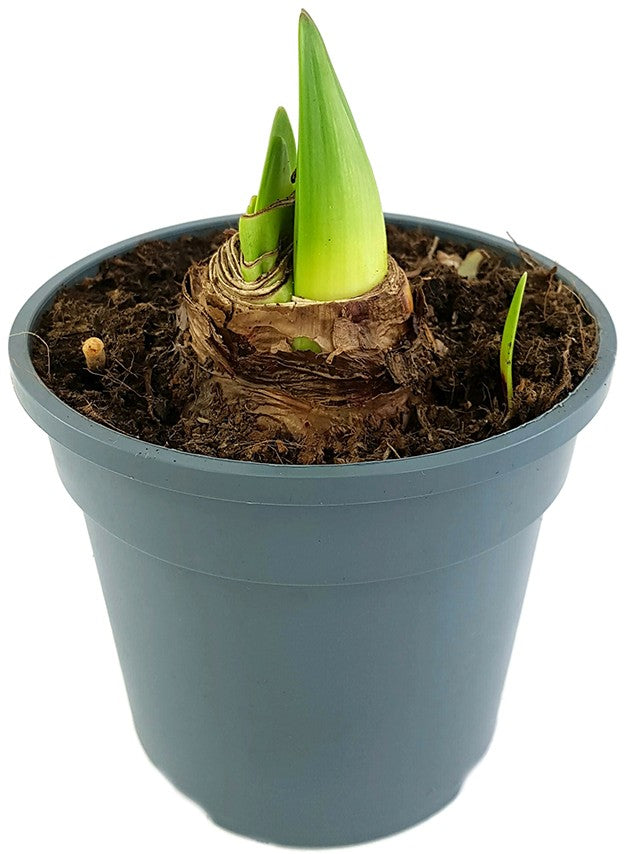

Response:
(291, 336), (322, 353)
(500, 272), (528, 413)
(294, 11), (387, 301)
(239, 107), (296, 301)
(255, 107), (296, 211)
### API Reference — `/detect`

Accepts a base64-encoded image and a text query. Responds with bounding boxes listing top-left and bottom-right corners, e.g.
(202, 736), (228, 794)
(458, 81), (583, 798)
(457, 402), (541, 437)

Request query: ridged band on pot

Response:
(9, 215), (616, 846)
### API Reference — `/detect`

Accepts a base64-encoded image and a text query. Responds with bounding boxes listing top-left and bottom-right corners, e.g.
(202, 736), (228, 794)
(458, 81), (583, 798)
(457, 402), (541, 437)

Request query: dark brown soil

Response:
(31, 225), (598, 464)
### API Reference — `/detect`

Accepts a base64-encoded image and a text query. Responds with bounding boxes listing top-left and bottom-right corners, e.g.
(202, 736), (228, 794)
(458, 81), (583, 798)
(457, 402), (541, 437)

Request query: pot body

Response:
(10, 215), (616, 846)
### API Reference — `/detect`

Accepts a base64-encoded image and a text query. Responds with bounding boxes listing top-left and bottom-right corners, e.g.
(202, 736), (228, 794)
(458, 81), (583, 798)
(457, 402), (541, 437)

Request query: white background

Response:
(2, 1), (628, 851)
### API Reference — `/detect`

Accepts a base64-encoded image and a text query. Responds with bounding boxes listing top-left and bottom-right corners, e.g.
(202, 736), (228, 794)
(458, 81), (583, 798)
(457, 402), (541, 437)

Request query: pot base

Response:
(208, 782), (463, 847)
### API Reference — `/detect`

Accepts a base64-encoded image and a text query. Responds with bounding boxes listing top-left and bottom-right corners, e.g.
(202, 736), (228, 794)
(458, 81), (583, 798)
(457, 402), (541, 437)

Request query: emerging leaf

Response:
(291, 336), (322, 353)
(255, 107), (296, 212)
(239, 107), (296, 301)
(500, 272), (528, 413)
(294, 11), (387, 301)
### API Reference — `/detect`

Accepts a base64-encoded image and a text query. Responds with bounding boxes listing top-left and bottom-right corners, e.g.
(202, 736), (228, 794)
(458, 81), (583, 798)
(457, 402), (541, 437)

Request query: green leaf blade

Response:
(238, 108), (296, 299)
(255, 107), (296, 212)
(500, 271), (528, 413)
(294, 11), (387, 301)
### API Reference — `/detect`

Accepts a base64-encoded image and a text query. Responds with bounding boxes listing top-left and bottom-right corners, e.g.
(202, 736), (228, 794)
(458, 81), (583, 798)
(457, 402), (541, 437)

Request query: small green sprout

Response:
(291, 336), (322, 353)
(500, 272), (528, 413)
(238, 107), (296, 302)
(293, 11), (387, 301)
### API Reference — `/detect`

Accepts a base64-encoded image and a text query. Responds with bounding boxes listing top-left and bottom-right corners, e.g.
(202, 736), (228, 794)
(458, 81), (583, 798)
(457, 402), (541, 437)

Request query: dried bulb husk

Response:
(180, 231), (437, 439)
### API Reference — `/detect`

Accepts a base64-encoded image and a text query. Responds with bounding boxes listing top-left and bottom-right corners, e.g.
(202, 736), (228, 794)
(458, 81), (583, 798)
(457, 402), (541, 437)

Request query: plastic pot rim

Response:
(9, 214), (616, 506)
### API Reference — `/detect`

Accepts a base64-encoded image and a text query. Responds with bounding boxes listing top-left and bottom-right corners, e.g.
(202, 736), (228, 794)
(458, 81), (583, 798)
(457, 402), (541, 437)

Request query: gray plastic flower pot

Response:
(9, 215), (616, 846)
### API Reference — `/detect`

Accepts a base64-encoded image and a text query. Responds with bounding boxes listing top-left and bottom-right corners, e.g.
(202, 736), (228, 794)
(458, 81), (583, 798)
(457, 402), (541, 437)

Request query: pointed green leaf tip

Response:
(255, 106), (296, 212)
(500, 272), (528, 413)
(294, 11), (388, 301)
(239, 107), (296, 301)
